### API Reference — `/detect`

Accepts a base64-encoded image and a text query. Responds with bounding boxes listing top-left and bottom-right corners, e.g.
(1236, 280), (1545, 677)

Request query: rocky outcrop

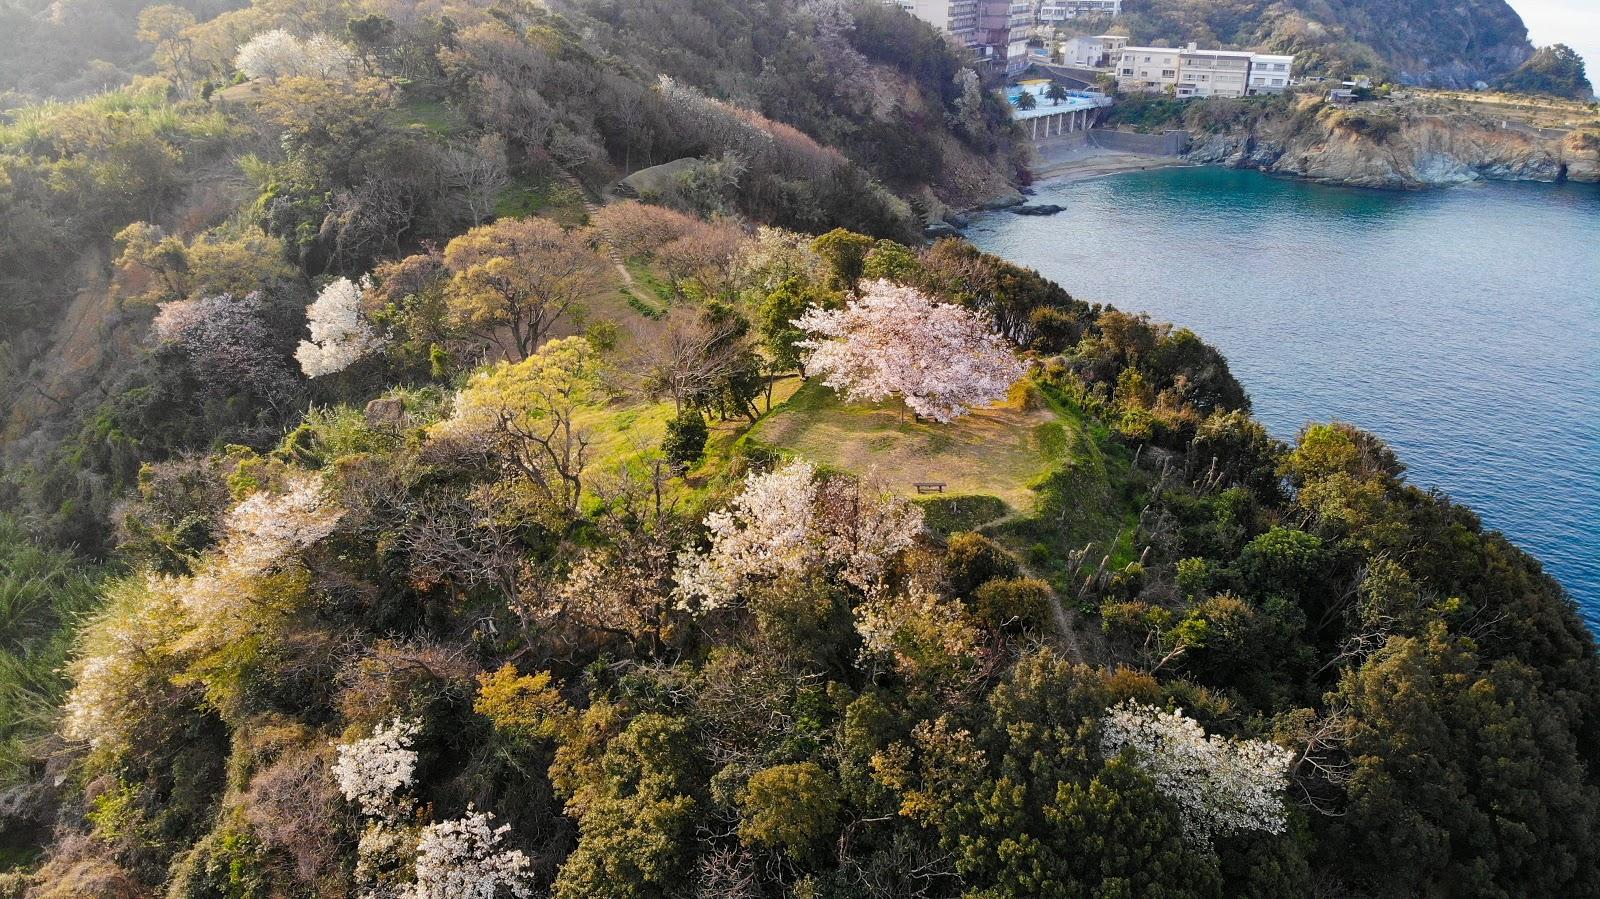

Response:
(1185, 106), (1600, 189)
(1562, 131), (1600, 183)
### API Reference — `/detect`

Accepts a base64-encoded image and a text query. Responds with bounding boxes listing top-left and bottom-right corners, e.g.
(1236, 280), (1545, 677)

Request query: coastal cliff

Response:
(1183, 101), (1600, 189)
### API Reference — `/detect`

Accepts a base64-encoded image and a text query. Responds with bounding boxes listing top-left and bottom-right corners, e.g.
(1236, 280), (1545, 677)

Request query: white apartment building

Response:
(894, 0), (980, 46)
(1117, 43), (1295, 99)
(1115, 46), (1181, 93)
(1060, 33), (1127, 68)
(1038, 0), (1122, 24)
(1248, 53), (1294, 94)
(1175, 46), (1252, 98)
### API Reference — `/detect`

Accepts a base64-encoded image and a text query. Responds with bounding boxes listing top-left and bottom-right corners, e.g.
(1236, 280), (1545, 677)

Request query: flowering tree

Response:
(854, 584), (981, 679)
(235, 28), (300, 80)
(297, 277), (383, 377)
(409, 808), (533, 899)
(675, 459), (923, 612)
(733, 226), (827, 296)
(236, 29), (358, 81)
(64, 477), (341, 751)
(223, 474), (344, 573)
(1099, 699), (1296, 844)
(333, 717), (422, 818)
(795, 280), (1026, 423)
(151, 292), (300, 411)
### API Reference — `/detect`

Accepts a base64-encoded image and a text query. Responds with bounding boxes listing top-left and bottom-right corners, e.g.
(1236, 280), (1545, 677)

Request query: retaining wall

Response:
(1089, 129), (1191, 156)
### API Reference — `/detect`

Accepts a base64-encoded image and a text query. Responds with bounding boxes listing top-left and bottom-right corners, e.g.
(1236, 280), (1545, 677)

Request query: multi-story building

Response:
(1006, 1), (1034, 73)
(1175, 45), (1253, 98)
(1060, 33), (1127, 68)
(1248, 53), (1294, 94)
(894, 0), (979, 47)
(1115, 45), (1182, 93)
(893, 0), (1050, 75)
(1038, 0), (1122, 24)
(973, 1), (1033, 74)
(1117, 43), (1291, 98)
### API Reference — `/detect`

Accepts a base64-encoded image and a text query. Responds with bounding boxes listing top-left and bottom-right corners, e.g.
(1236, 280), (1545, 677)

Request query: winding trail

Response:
(565, 172), (636, 289)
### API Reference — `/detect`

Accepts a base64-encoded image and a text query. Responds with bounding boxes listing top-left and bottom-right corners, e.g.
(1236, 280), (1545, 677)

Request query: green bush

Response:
(662, 409), (710, 468)
(944, 532), (1021, 596)
(972, 577), (1053, 632)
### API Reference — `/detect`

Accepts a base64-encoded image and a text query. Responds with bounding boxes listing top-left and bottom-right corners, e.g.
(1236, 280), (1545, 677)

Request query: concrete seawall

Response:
(1089, 129), (1191, 156)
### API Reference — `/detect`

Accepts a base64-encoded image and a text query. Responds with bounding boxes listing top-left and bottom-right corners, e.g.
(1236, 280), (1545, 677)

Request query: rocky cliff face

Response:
(1186, 109), (1600, 189)
(1314, 0), (1533, 87)
(1124, 0), (1533, 88)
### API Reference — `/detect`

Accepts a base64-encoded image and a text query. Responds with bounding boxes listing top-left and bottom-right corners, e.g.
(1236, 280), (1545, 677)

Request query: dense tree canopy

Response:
(0, 3), (1596, 899)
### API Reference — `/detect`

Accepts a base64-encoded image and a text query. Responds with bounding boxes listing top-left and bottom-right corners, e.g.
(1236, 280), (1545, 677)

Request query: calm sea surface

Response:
(967, 167), (1600, 628)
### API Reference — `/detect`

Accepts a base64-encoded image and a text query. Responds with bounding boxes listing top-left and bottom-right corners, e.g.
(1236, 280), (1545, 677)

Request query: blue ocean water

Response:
(968, 167), (1600, 627)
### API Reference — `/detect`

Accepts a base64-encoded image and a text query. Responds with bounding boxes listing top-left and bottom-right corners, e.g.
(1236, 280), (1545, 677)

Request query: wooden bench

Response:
(914, 482), (947, 494)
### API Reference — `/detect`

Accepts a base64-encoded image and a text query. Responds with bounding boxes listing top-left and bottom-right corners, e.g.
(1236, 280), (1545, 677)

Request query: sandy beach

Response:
(1029, 137), (1191, 184)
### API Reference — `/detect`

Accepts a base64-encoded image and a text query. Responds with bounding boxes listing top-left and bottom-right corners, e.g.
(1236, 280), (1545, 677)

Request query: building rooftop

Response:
(1121, 45), (1257, 58)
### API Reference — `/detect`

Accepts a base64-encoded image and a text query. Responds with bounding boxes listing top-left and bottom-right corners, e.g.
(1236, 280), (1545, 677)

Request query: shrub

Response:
(737, 762), (842, 857)
(972, 577), (1054, 632)
(662, 410), (710, 469)
(944, 532), (1020, 596)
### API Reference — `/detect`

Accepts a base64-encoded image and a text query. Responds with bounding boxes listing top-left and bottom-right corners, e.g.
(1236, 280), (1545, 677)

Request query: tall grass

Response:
(0, 518), (100, 786)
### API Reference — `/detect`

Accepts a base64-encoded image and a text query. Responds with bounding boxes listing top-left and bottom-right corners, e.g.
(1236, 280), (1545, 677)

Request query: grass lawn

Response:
(496, 175), (589, 227)
(390, 98), (468, 136)
(747, 380), (1069, 518)
(747, 379), (1147, 595)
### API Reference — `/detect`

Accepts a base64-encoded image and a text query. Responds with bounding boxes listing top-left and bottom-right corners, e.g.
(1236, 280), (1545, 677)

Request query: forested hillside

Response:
(1116, 0), (1535, 86)
(2, 2), (1599, 899)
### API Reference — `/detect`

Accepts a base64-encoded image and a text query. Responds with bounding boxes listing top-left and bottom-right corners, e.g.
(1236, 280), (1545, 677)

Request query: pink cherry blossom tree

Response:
(794, 280), (1026, 423)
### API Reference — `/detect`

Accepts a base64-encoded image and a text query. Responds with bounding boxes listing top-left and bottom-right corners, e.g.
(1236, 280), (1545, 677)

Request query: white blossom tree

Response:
(408, 808), (533, 899)
(334, 717), (422, 819)
(63, 476), (342, 752)
(236, 28), (358, 81)
(234, 28), (301, 80)
(675, 459), (923, 612)
(794, 280), (1026, 423)
(1099, 699), (1296, 845)
(297, 276), (382, 377)
(224, 474), (344, 573)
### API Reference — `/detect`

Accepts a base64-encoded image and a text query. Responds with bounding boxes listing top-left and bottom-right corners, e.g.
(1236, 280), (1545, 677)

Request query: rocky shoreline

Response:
(1184, 112), (1599, 190)
(934, 111), (1599, 237)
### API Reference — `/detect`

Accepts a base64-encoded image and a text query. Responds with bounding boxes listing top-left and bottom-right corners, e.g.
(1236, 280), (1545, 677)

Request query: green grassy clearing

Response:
(747, 380), (1062, 518)
(391, 98), (469, 136)
(746, 379), (1146, 594)
(495, 175), (590, 227)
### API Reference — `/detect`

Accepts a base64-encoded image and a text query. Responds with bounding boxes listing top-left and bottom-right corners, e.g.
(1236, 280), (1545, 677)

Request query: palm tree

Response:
(1046, 82), (1070, 106)
(1015, 91), (1038, 111)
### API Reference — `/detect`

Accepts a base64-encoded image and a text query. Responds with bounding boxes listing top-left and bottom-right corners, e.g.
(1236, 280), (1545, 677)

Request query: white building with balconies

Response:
(1060, 33), (1127, 68)
(1175, 45), (1253, 98)
(1038, 0), (1122, 24)
(1115, 46), (1181, 93)
(1117, 43), (1293, 99)
(1248, 53), (1295, 94)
